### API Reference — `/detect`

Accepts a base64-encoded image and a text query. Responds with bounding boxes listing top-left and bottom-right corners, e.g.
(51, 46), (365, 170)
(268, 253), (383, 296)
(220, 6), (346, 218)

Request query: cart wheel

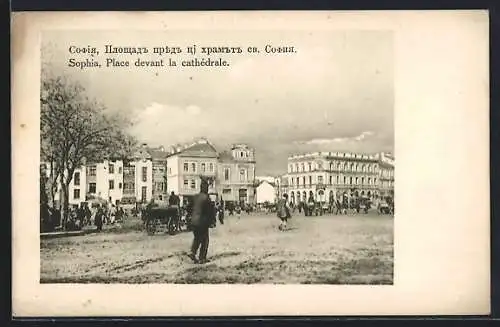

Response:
(146, 219), (156, 235)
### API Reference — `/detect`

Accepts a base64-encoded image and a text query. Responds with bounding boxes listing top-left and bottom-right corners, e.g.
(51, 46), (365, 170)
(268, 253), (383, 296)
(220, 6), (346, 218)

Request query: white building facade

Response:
(41, 163), (87, 206)
(86, 159), (125, 204)
(286, 151), (394, 205)
(166, 139), (218, 204)
(255, 180), (276, 204)
(217, 144), (256, 204)
(130, 145), (154, 203)
(68, 166), (87, 205)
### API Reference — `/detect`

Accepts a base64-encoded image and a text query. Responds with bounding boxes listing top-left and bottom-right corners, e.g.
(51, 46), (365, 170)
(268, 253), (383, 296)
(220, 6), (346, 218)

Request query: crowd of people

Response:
(41, 180), (394, 265)
(290, 194), (394, 216)
(40, 201), (127, 233)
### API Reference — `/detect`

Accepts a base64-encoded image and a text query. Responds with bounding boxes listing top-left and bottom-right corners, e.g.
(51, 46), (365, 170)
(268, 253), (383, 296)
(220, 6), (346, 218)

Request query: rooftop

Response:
(165, 138), (219, 158)
(218, 150), (236, 162)
(288, 151), (381, 161)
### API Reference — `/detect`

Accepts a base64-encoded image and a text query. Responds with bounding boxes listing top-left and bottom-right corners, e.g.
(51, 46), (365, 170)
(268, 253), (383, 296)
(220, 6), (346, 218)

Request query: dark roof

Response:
(178, 142), (218, 158)
(148, 149), (169, 160)
(218, 150), (236, 162)
(132, 148), (152, 160)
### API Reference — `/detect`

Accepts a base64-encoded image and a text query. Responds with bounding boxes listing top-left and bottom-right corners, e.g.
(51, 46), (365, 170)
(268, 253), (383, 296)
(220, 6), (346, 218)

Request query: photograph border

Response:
(10, 7), (492, 319)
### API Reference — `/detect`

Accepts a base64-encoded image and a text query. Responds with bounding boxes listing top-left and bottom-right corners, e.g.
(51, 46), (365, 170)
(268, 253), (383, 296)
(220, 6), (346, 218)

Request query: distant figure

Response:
(277, 193), (291, 231)
(235, 203), (242, 219)
(227, 202), (235, 216)
(188, 179), (216, 264)
(306, 195), (315, 216)
(109, 204), (117, 224)
(168, 191), (181, 217)
(335, 199), (342, 215)
(95, 205), (104, 232)
(218, 199), (225, 224)
(84, 204), (92, 226)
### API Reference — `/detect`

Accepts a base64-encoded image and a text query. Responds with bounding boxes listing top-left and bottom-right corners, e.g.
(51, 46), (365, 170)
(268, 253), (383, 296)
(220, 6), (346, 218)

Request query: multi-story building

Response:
(122, 160), (136, 203)
(85, 159), (124, 205)
(286, 151), (393, 205)
(217, 144), (256, 205)
(276, 174), (289, 200)
(378, 152), (395, 197)
(166, 138), (218, 204)
(131, 144), (153, 203)
(69, 166), (87, 205)
(147, 146), (168, 202)
(107, 159), (124, 204)
(41, 162), (87, 206)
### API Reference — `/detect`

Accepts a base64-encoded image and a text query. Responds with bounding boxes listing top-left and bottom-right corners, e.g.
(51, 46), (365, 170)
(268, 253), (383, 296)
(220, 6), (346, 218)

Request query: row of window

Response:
(183, 179), (199, 190)
(86, 164), (123, 176)
(86, 181), (123, 194)
(290, 175), (378, 186)
(223, 167), (248, 182)
(234, 150), (252, 159)
(152, 165), (166, 174)
(85, 165), (146, 182)
(289, 161), (381, 174)
(380, 169), (395, 178)
(154, 182), (166, 192)
(288, 190), (378, 202)
(72, 185), (151, 200)
(183, 162), (215, 173)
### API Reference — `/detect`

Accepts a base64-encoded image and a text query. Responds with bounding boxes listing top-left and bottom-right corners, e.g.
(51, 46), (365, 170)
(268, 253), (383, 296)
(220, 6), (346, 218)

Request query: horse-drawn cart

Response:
(143, 205), (182, 236)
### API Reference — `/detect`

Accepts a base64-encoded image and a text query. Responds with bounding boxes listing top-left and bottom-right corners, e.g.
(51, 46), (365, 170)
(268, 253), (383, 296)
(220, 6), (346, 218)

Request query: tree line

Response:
(40, 67), (137, 231)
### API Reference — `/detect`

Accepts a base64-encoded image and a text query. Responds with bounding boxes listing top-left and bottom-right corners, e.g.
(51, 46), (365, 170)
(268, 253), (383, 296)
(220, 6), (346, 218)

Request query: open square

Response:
(40, 213), (394, 284)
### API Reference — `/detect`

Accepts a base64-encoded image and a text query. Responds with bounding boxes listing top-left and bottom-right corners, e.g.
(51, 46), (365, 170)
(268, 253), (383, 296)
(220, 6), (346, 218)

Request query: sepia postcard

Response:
(11, 10), (490, 317)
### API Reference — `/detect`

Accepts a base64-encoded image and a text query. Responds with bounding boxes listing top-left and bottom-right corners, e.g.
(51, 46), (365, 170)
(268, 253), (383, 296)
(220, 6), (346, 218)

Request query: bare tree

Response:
(41, 71), (136, 229)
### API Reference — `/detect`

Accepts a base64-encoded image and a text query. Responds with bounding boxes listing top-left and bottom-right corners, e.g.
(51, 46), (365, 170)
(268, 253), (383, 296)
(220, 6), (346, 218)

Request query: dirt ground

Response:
(40, 213), (394, 284)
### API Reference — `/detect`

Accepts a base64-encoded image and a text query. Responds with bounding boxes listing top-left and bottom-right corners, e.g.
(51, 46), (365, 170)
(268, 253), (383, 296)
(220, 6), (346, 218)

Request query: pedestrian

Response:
(235, 203), (242, 219)
(109, 204), (116, 224)
(168, 191), (181, 218)
(95, 205), (104, 232)
(218, 199), (225, 225)
(277, 193), (291, 231)
(335, 199), (342, 215)
(187, 178), (216, 264)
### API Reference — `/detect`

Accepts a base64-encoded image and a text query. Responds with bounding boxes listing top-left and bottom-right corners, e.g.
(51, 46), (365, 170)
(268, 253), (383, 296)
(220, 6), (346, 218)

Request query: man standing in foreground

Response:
(277, 193), (291, 231)
(188, 177), (216, 264)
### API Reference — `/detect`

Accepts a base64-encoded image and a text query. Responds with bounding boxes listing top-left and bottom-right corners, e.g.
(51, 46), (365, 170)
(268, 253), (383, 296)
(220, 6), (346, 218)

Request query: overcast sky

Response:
(42, 30), (394, 176)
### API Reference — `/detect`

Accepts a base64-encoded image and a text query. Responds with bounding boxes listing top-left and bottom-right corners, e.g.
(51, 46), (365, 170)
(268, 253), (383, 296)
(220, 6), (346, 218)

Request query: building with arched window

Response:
(217, 144), (256, 205)
(285, 151), (394, 203)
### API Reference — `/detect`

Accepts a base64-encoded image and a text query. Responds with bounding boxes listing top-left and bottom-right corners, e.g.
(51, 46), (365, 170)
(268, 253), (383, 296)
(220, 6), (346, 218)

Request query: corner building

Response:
(165, 138), (218, 204)
(286, 151), (394, 205)
(217, 144), (256, 205)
